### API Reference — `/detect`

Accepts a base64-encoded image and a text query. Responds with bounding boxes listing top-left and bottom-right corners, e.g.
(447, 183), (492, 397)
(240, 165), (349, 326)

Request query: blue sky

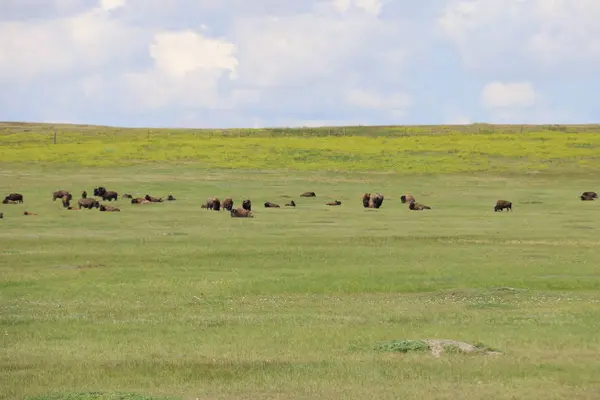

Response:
(1, 0), (599, 128)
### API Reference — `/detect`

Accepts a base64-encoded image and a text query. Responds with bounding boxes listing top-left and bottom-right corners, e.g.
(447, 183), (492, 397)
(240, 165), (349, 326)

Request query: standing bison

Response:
(362, 193), (384, 209)
(494, 200), (512, 212)
(221, 198), (234, 211)
(201, 197), (220, 210)
(3, 193), (23, 203)
(242, 199), (252, 211)
(53, 190), (70, 201)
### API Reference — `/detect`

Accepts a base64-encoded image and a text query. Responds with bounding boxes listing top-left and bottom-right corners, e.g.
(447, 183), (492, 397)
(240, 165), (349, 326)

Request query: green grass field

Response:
(2, 122), (600, 400)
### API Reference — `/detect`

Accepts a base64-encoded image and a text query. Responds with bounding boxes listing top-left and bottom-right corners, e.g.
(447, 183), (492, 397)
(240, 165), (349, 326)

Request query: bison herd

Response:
(1, 188), (599, 219)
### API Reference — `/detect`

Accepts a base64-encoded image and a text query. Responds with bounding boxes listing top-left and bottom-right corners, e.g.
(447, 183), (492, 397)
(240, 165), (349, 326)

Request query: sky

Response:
(1, 0), (599, 128)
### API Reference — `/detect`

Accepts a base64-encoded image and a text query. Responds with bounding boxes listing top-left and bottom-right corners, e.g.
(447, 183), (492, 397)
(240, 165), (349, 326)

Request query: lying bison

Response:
(400, 194), (415, 204)
(122, 194), (133, 199)
(131, 197), (151, 204)
(408, 200), (431, 210)
(52, 190), (70, 201)
(79, 198), (100, 209)
(494, 200), (512, 212)
(300, 192), (316, 197)
(285, 200), (296, 207)
(580, 191), (598, 201)
(264, 202), (280, 208)
(221, 198), (234, 211)
(326, 200), (342, 206)
(231, 207), (253, 218)
(201, 197), (220, 210)
(242, 199), (252, 211)
(99, 204), (120, 212)
(167, 194), (176, 201)
(145, 194), (163, 203)
(4, 193), (23, 203)
(23, 211), (36, 216)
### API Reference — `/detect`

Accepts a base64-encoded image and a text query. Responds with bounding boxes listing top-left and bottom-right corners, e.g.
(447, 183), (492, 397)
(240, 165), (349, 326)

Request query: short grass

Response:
(1, 122), (600, 399)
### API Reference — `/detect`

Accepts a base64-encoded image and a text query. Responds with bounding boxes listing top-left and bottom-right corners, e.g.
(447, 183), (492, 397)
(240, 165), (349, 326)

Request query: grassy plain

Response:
(1, 122), (600, 399)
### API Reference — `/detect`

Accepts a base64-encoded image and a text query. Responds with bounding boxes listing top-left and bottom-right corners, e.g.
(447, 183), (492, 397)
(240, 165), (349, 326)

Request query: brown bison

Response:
(285, 200), (296, 207)
(62, 196), (71, 209)
(52, 190), (70, 201)
(494, 200), (512, 212)
(242, 199), (251, 211)
(231, 207), (253, 218)
(93, 187), (107, 197)
(79, 198), (100, 209)
(362, 193), (384, 209)
(131, 197), (151, 204)
(300, 192), (316, 197)
(264, 202), (280, 208)
(221, 198), (234, 211)
(81, 191), (87, 199)
(201, 197), (220, 210)
(326, 200), (342, 206)
(408, 200), (431, 210)
(580, 191), (598, 201)
(122, 194), (133, 199)
(23, 211), (36, 216)
(400, 194), (415, 204)
(100, 191), (118, 201)
(4, 193), (23, 203)
(99, 204), (120, 212)
(145, 194), (163, 203)
(167, 194), (176, 201)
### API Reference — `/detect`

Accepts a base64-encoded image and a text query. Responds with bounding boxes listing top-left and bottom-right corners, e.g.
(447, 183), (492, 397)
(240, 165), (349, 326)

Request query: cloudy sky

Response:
(1, 0), (599, 128)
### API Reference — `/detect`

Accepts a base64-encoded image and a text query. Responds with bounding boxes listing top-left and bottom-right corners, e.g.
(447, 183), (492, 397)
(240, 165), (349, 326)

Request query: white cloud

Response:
(481, 82), (536, 109)
(438, 0), (600, 74)
(100, 0), (126, 11)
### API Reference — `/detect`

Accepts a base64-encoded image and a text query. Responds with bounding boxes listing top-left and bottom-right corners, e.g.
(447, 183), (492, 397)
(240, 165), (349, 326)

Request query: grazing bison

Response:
(122, 194), (133, 199)
(23, 211), (36, 215)
(408, 200), (431, 210)
(264, 202), (280, 208)
(167, 194), (176, 201)
(53, 190), (70, 201)
(326, 200), (342, 206)
(99, 204), (120, 212)
(580, 191), (598, 201)
(144, 194), (163, 203)
(131, 197), (151, 204)
(285, 200), (296, 207)
(93, 187), (107, 197)
(231, 207), (253, 218)
(300, 192), (316, 197)
(400, 194), (415, 204)
(201, 197), (220, 210)
(79, 198), (100, 209)
(494, 200), (512, 212)
(242, 199), (252, 211)
(221, 198), (234, 211)
(4, 193), (23, 203)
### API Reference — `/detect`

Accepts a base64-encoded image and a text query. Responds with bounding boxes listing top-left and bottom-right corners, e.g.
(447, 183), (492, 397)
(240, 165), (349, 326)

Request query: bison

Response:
(221, 198), (234, 211)
(52, 190), (70, 201)
(79, 198), (100, 209)
(100, 191), (118, 201)
(242, 199), (252, 211)
(144, 194), (163, 203)
(400, 194), (415, 204)
(93, 187), (107, 197)
(408, 200), (431, 210)
(167, 194), (176, 201)
(62, 196), (71, 209)
(300, 192), (316, 197)
(4, 193), (23, 203)
(231, 207), (253, 218)
(264, 202), (280, 208)
(122, 194), (133, 199)
(201, 197), (220, 210)
(580, 191), (598, 201)
(326, 200), (342, 206)
(362, 193), (384, 209)
(81, 191), (87, 199)
(285, 200), (296, 207)
(99, 204), (120, 212)
(23, 211), (36, 216)
(131, 197), (151, 204)
(0, 212), (3, 219)
(494, 200), (512, 212)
